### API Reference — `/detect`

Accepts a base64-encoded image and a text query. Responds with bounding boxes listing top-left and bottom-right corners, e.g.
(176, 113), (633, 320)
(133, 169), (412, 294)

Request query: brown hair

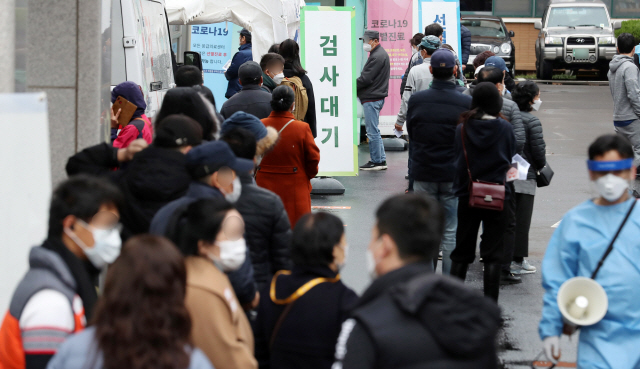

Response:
(410, 33), (425, 47)
(473, 51), (496, 68)
(92, 235), (192, 369)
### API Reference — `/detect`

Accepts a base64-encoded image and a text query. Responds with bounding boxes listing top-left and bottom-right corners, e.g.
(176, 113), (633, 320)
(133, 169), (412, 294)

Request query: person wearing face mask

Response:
(254, 212), (357, 369)
(220, 127), (292, 295)
(178, 198), (258, 369)
(0, 175), (122, 369)
(357, 30), (390, 171)
(510, 81), (547, 276)
(333, 194), (501, 369)
(399, 33), (425, 98)
(260, 53), (286, 93)
(539, 134), (640, 368)
(221, 61), (273, 120)
(256, 86), (320, 229)
(150, 140), (260, 310)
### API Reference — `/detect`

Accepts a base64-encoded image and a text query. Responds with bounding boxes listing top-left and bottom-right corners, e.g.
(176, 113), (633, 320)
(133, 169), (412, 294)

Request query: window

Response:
(493, 0), (533, 17)
(461, 19), (506, 38)
(546, 7), (609, 28)
(460, 0), (492, 12)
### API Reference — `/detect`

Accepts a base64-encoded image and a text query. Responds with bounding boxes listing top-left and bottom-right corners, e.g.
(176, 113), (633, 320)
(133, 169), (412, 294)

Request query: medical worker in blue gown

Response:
(540, 134), (640, 369)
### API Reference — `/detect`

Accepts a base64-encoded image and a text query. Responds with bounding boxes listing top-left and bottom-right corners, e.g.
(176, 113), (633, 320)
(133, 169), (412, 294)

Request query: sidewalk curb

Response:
(515, 79), (609, 86)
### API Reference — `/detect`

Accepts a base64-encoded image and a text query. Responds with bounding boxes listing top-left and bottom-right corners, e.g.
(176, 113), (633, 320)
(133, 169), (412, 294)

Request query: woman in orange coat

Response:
(256, 85), (320, 228)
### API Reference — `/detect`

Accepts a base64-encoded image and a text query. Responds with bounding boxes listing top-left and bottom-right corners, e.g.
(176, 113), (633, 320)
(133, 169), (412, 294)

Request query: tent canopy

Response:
(166, 0), (305, 61)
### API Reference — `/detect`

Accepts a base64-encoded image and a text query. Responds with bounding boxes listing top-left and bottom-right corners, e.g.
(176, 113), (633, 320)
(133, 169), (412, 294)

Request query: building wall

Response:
(505, 22), (539, 73)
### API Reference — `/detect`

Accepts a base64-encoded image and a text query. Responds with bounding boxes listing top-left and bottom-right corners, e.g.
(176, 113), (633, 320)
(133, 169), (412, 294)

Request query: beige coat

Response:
(185, 256), (257, 369)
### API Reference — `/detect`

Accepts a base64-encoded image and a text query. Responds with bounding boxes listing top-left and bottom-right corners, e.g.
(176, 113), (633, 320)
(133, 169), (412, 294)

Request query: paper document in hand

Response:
(393, 128), (403, 138)
(223, 59), (232, 71)
(512, 154), (530, 180)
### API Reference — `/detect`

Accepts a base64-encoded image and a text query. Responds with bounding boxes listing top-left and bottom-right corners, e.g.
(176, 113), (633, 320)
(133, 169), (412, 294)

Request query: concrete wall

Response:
(27, 0), (110, 185)
(0, 0), (16, 93)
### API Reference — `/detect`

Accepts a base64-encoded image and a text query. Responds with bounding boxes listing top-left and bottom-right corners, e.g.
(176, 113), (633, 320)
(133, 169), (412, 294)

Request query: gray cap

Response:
(238, 61), (263, 84)
(359, 30), (380, 41)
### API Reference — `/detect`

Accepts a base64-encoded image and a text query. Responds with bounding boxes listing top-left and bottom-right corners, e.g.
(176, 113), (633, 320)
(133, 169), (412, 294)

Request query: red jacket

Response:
(113, 114), (153, 148)
(256, 111), (320, 228)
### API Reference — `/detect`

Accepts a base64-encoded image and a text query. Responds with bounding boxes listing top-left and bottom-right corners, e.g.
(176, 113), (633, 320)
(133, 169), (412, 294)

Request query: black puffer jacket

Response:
(520, 111), (547, 179)
(235, 173), (292, 291)
(334, 263), (501, 369)
(66, 144), (192, 237)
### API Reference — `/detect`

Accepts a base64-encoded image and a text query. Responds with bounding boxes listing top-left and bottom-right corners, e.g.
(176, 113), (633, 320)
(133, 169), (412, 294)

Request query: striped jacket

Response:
(0, 246), (85, 369)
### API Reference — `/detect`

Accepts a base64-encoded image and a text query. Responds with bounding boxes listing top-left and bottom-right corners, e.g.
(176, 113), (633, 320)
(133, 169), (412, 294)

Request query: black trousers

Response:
(502, 191), (517, 270)
(514, 193), (535, 258)
(451, 196), (508, 265)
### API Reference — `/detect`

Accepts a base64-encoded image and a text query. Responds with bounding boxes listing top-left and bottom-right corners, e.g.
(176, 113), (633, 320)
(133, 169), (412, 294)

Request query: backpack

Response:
(280, 77), (309, 121)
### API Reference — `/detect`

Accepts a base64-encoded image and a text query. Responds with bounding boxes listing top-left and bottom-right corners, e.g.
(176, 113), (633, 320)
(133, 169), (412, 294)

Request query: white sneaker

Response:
(510, 260), (536, 274)
(438, 251), (443, 260)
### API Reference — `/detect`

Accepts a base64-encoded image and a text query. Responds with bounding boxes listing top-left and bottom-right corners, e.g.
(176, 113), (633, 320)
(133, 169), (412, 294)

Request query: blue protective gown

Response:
(540, 198), (640, 369)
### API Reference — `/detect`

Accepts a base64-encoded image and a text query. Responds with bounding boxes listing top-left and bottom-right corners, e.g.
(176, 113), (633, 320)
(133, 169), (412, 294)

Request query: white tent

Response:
(166, 0), (305, 61)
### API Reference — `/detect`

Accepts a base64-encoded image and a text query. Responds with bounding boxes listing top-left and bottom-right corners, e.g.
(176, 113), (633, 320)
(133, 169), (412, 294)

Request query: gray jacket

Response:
(464, 86), (526, 154)
(608, 54), (640, 122)
(396, 59), (433, 127)
(47, 327), (215, 369)
(357, 45), (390, 101)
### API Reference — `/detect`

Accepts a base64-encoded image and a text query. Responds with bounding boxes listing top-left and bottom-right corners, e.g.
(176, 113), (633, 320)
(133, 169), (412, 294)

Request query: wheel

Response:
(540, 58), (553, 80)
(535, 51), (542, 79)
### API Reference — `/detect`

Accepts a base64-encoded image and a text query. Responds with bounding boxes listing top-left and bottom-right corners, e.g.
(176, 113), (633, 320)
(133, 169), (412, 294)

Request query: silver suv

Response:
(534, 0), (622, 79)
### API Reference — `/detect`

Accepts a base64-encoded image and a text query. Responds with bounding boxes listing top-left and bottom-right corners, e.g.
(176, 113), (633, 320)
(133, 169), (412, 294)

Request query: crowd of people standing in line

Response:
(1, 24), (640, 369)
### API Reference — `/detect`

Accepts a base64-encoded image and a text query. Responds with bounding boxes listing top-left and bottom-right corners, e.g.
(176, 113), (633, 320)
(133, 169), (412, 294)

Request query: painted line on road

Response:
(312, 206), (351, 210)
(551, 220), (562, 228)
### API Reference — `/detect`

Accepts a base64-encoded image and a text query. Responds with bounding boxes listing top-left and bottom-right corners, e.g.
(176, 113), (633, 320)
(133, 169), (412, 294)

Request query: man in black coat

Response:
(221, 126), (292, 291)
(221, 61), (273, 120)
(406, 49), (472, 276)
(65, 115), (203, 238)
(333, 194), (501, 369)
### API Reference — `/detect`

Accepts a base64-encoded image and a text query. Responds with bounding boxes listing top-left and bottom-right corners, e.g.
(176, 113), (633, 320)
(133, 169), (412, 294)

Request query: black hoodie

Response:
(453, 117), (516, 198)
(335, 263), (501, 369)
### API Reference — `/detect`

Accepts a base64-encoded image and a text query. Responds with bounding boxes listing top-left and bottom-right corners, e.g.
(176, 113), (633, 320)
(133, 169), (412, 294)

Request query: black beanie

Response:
(154, 114), (203, 148)
(471, 82), (503, 117)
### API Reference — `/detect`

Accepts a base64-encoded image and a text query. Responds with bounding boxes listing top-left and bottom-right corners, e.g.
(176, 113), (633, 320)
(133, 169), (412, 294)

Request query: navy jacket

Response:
(255, 265), (358, 369)
(453, 117), (516, 199)
(149, 182), (257, 305)
(225, 43), (253, 98)
(406, 79), (472, 183)
(221, 85), (273, 120)
(460, 25), (472, 65)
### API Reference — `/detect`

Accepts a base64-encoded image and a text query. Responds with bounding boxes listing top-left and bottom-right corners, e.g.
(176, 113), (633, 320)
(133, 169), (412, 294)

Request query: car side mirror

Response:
(183, 51), (203, 71)
(534, 20), (542, 30)
(509, 30), (515, 37)
(613, 21), (622, 30)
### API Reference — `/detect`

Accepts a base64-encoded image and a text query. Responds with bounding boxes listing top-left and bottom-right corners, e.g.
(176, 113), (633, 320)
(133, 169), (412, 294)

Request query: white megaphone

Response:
(557, 277), (608, 328)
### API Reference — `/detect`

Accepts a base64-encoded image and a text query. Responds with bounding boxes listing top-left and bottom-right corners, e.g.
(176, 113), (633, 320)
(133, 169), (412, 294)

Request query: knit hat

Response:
(420, 35), (442, 51)
(471, 82), (503, 117)
(220, 111), (278, 156)
(154, 114), (203, 148)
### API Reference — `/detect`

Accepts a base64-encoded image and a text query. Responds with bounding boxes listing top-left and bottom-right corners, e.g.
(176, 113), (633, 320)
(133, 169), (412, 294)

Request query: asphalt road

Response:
(310, 84), (615, 368)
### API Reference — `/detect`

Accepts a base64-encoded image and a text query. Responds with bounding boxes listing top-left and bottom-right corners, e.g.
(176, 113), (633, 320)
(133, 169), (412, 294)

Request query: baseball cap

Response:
(430, 49), (456, 68)
(238, 28), (251, 37)
(238, 61), (263, 84)
(154, 115), (203, 148)
(484, 56), (509, 72)
(359, 30), (380, 41)
(186, 141), (254, 179)
(420, 35), (442, 51)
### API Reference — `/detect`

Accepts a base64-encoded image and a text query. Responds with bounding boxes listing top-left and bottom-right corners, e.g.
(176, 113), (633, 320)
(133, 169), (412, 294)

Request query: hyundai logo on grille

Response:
(577, 38), (585, 43)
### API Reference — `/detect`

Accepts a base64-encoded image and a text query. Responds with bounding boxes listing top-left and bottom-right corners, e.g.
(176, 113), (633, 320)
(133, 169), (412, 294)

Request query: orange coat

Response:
(256, 111), (320, 228)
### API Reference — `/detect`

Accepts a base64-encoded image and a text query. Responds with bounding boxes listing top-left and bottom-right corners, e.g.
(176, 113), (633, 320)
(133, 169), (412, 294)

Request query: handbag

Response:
(461, 125), (505, 211)
(536, 162), (554, 188)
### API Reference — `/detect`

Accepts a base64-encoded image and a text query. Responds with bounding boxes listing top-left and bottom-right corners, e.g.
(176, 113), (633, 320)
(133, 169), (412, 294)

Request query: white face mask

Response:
(501, 84), (507, 96)
(65, 221), (122, 269)
(411, 46), (418, 55)
(216, 238), (247, 272)
(363, 43), (372, 52)
(366, 249), (377, 279)
(223, 177), (242, 203)
(532, 99), (542, 111)
(273, 73), (285, 85)
(592, 173), (630, 202)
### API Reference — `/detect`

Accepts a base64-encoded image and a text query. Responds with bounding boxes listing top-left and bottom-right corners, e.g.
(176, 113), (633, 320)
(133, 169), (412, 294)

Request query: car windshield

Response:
(461, 20), (505, 38)
(547, 7), (609, 28)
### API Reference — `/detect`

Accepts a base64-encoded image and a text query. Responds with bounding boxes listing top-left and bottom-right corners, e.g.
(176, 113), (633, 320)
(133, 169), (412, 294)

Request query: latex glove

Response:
(543, 336), (561, 364)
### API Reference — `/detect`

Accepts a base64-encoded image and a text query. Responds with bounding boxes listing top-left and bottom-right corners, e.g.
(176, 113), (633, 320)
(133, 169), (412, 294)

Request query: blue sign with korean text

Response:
(190, 24), (233, 107)
(418, 0), (462, 62)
